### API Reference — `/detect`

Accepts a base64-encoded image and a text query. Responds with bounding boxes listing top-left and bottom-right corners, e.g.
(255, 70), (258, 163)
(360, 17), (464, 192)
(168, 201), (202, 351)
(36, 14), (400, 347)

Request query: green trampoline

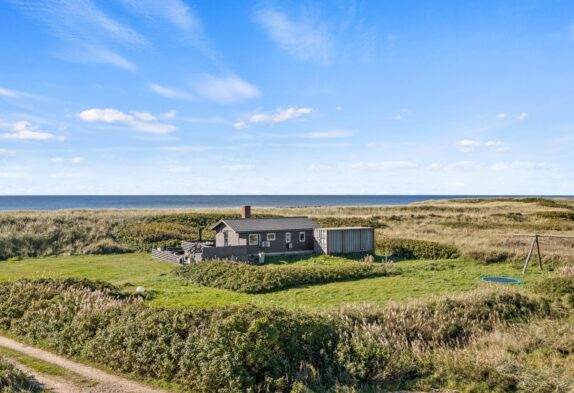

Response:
(480, 276), (524, 284)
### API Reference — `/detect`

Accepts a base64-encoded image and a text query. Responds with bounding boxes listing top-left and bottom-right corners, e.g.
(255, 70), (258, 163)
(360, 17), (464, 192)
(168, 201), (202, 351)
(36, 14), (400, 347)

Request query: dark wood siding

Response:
(238, 229), (314, 255)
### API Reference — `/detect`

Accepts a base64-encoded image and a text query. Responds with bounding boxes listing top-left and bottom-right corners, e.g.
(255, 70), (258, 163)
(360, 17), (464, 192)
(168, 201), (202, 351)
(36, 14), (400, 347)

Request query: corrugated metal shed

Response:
(314, 227), (374, 255)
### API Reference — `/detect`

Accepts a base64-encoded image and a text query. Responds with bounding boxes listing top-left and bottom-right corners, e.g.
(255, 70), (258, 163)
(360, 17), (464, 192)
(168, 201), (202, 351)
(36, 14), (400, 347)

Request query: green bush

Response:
(0, 279), (555, 392)
(174, 260), (396, 293)
(0, 359), (40, 392)
(464, 250), (511, 264)
(378, 238), (459, 260)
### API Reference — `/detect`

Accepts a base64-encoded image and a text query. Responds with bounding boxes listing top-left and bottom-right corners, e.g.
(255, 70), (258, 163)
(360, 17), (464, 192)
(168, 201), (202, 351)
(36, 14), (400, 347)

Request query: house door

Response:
(224, 232), (229, 246)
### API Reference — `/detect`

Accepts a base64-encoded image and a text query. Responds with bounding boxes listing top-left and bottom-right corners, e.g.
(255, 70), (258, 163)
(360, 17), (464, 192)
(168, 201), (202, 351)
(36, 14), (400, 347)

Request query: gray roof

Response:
(211, 217), (319, 233)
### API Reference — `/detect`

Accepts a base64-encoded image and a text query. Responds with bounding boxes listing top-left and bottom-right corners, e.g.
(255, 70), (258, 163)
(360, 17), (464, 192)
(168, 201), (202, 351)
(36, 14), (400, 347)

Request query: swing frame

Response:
(512, 233), (574, 274)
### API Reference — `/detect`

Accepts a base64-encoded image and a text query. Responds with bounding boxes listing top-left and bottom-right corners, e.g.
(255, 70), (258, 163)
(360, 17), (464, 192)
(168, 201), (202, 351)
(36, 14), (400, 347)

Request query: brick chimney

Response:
(241, 205), (251, 219)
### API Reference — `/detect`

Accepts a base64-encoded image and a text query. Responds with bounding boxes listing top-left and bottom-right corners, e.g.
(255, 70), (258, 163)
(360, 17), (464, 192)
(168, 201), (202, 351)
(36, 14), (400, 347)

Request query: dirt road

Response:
(0, 336), (169, 393)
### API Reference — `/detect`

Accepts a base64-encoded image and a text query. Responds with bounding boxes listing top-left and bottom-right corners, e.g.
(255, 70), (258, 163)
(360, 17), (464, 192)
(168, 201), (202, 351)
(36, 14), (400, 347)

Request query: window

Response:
(223, 231), (229, 247)
(248, 234), (259, 246)
(285, 232), (291, 243)
(299, 231), (306, 242)
(267, 233), (276, 241)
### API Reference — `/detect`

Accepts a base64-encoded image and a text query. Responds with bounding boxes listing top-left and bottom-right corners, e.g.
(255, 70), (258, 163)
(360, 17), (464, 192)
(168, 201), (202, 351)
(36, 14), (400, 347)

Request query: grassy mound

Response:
(0, 278), (558, 392)
(173, 260), (396, 293)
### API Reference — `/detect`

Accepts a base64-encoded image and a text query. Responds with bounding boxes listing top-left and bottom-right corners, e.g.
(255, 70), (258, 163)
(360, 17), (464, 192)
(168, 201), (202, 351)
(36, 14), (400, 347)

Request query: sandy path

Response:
(0, 336), (169, 393)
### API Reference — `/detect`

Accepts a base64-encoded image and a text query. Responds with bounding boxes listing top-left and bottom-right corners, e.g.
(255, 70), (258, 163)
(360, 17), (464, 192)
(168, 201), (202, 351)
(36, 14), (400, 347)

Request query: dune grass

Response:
(0, 253), (550, 310)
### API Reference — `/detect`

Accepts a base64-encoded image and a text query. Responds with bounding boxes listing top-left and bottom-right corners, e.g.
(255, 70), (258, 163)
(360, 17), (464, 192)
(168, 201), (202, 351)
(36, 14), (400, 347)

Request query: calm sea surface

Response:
(0, 195), (569, 211)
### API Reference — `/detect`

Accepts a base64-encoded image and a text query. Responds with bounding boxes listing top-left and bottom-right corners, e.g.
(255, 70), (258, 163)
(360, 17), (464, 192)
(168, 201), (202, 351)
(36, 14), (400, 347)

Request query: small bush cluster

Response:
(378, 237), (459, 260)
(0, 279), (555, 392)
(464, 249), (511, 264)
(174, 260), (396, 293)
(0, 359), (39, 393)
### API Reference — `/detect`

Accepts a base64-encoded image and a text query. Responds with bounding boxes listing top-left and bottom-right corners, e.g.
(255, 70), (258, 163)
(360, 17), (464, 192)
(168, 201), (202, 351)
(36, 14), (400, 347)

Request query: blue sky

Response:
(0, 0), (573, 195)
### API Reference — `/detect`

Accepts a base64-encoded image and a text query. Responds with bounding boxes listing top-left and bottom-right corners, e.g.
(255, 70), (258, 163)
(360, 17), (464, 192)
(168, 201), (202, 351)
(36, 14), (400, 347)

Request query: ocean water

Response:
(0, 195), (567, 211)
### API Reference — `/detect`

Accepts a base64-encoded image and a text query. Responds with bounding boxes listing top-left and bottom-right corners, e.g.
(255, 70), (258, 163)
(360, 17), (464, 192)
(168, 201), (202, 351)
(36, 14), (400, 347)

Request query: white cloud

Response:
(336, 106), (342, 111)
(222, 164), (254, 171)
(150, 83), (191, 100)
(161, 110), (177, 120)
(518, 112), (528, 121)
(254, 8), (332, 63)
(167, 165), (192, 174)
(444, 161), (480, 171)
(455, 140), (509, 153)
(308, 164), (332, 171)
(131, 122), (177, 133)
(233, 121), (248, 130)
(77, 108), (177, 134)
(0, 121), (64, 141)
(71, 156), (83, 163)
(305, 129), (353, 139)
(234, 107), (312, 128)
(133, 112), (157, 122)
(496, 112), (507, 119)
(351, 161), (418, 170)
(0, 149), (14, 156)
(50, 157), (64, 163)
(78, 108), (133, 123)
(491, 161), (548, 171)
(194, 75), (260, 103)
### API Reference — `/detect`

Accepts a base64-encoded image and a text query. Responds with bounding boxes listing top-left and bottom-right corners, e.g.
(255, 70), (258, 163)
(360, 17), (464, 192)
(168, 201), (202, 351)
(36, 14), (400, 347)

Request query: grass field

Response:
(0, 253), (550, 310)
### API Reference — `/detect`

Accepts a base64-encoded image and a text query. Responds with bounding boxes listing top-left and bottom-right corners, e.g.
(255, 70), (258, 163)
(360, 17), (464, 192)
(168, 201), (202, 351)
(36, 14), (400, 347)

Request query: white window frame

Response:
(285, 232), (291, 243)
(248, 234), (259, 246)
(267, 233), (276, 241)
(299, 231), (306, 242)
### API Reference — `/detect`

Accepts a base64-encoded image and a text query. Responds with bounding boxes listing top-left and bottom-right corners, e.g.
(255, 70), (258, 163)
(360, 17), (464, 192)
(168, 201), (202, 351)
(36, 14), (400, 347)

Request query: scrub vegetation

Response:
(0, 357), (40, 392)
(0, 198), (573, 391)
(1, 198), (573, 263)
(0, 278), (569, 392)
(173, 260), (396, 293)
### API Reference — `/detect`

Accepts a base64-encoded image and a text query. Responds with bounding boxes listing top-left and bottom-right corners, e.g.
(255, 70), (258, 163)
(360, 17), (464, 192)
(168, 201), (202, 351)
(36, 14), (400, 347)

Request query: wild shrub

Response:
(377, 238), (459, 260)
(0, 279), (557, 392)
(173, 260), (396, 293)
(0, 359), (40, 392)
(464, 249), (511, 264)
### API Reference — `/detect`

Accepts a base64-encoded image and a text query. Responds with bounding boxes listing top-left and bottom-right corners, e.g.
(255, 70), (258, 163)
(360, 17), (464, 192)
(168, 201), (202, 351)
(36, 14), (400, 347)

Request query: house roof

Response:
(210, 217), (319, 233)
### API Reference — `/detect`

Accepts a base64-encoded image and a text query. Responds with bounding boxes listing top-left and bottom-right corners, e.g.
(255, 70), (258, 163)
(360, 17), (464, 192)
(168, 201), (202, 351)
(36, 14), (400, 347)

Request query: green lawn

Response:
(0, 253), (550, 310)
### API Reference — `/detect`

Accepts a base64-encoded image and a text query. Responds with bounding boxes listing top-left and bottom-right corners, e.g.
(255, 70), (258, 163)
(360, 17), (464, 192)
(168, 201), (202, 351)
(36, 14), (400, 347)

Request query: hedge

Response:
(173, 260), (396, 293)
(378, 238), (459, 260)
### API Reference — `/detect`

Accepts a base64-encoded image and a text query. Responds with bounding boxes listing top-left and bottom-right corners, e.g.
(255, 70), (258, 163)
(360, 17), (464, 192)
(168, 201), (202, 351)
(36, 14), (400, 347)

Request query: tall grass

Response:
(0, 198), (573, 263)
(0, 278), (559, 392)
(0, 358), (40, 392)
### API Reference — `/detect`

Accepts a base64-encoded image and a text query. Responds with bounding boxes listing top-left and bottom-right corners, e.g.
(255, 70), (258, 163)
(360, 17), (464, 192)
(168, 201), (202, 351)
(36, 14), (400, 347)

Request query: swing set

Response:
(512, 233), (574, 274)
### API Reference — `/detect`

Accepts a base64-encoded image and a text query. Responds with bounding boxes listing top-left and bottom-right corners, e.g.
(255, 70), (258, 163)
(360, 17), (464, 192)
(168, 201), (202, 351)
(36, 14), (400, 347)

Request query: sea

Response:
(0, 195), (569, 211)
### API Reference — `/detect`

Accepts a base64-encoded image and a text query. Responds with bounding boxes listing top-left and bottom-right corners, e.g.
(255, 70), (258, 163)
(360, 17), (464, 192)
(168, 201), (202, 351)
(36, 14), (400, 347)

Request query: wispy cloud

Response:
(518, 112), (528, 121)
(254, 8), (332, 63)
(491, 161), (548, 171)
(351, 161), (418, 170)
(254, 3), (377, 64)
(222, 163), (254, 171)
(305, 129), (353, 139)
(8, 0), (145, 70)
(0, 87), (43, 100)
(150, 83), (192, 100)
(77, 108), (177, 134)
(193, 75), (260, 103)
(496, 112), (507, 119)
(0, 121), (65, 141)
(455, 139), (509, 153)
(119, 0), (219, 60)
(234, 107), (312, 129)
